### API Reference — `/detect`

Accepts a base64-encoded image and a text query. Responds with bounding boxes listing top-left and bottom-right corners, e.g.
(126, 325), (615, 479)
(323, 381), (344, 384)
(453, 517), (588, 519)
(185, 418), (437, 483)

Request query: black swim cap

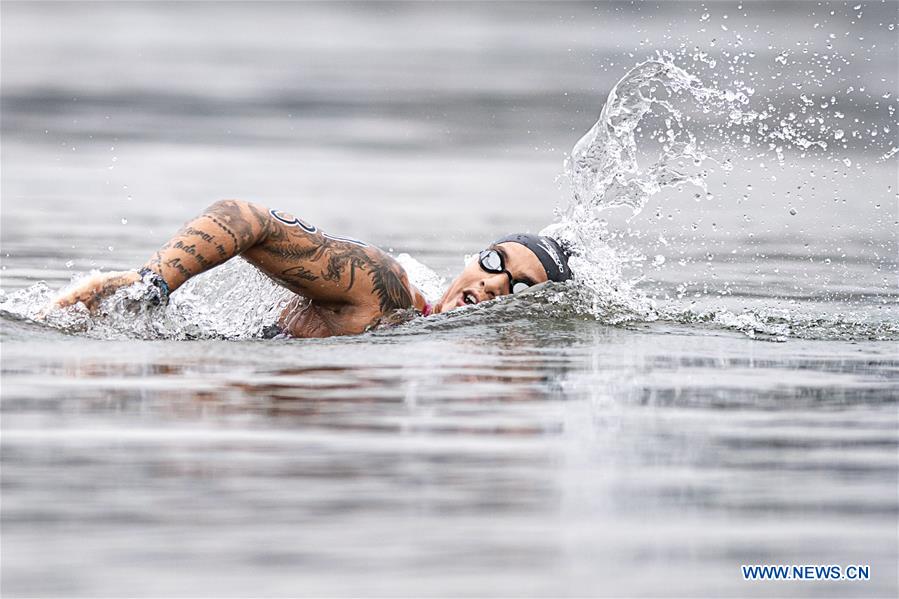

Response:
(494, 233), (573, 283)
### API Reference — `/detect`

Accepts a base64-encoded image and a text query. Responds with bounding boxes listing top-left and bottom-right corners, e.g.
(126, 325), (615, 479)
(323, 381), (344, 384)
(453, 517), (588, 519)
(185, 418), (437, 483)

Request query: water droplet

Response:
(65, 260), (74, 268)
(121, 218), (128, 225)
(789, 208), (798, 216)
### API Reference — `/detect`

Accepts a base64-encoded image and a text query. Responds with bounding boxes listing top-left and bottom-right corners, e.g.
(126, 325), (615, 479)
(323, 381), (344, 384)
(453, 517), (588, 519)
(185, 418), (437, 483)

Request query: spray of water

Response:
(2, 53), (895, 341)
(539, 56), (751, 325)
(537, 52), (896, 340)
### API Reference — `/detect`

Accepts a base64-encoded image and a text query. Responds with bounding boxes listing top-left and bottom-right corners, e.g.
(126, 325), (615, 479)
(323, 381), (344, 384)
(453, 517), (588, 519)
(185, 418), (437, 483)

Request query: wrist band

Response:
(138, 268), (171, 306)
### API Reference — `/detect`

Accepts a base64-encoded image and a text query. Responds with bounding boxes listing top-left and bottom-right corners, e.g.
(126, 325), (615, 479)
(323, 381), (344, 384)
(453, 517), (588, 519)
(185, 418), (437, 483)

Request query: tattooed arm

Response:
(54, 200), (419, 322)
(55, 200), (272, 310)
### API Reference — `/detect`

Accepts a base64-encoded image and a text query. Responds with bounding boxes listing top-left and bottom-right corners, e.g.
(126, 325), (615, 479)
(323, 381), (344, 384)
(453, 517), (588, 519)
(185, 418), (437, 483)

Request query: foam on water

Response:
(0, 259), (291, 340)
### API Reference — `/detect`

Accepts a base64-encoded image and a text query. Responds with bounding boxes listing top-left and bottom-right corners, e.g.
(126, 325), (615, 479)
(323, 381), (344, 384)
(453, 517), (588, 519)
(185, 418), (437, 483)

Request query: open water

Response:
(2, 2), (897, 597)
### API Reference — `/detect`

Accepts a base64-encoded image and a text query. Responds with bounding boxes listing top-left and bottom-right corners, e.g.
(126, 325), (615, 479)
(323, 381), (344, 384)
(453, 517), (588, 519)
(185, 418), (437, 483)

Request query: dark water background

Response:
(2, 1), (897, 597)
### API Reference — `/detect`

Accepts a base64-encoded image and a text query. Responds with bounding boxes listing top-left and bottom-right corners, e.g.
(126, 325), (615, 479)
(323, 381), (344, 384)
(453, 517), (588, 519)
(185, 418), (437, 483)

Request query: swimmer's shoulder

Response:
(356, 243), (422, 315)
(300, 229), (418, 315)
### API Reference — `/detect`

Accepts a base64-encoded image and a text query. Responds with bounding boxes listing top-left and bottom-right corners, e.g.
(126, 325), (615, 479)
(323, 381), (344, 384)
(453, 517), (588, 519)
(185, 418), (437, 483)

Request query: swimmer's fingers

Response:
(52, 271), (141, 313)
(52, 284), (102, 312)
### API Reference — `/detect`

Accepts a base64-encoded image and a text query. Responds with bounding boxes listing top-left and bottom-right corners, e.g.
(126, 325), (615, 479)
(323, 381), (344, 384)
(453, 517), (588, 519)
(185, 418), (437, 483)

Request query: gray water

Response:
(2, 2), (897, 597)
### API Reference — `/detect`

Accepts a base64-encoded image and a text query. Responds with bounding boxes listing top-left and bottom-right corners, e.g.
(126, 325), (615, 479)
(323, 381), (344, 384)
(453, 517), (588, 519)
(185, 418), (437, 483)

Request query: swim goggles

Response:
(478, 249), (533, 294)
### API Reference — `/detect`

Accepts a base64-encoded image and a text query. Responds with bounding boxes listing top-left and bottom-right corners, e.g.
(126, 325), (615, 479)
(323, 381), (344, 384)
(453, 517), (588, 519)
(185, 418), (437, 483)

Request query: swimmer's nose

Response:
(479, 274), (506, 299)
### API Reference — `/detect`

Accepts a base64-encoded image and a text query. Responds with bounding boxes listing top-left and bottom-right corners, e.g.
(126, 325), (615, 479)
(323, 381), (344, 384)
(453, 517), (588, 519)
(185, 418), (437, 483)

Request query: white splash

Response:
(1, 259), (291, 340)
(396, 253), (445, 303)
(535, 52), (894, 339)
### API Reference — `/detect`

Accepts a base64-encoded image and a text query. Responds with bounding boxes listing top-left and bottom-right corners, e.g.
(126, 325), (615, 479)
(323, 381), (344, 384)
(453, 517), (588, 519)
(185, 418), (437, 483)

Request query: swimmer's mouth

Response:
(462, 291), (479, 306)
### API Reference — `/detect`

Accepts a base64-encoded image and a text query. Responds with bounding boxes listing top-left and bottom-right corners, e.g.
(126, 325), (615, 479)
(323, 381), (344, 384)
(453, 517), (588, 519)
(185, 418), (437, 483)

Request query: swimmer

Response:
(52, 200), (572, 337)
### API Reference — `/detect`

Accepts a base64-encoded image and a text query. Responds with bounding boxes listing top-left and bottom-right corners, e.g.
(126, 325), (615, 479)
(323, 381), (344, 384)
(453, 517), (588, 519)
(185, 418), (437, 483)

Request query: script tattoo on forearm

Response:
(144, 200), (271, 290)
(164, 257), (192, 279)
(280, 265), (319, 283)
(184, 226), (215, 243)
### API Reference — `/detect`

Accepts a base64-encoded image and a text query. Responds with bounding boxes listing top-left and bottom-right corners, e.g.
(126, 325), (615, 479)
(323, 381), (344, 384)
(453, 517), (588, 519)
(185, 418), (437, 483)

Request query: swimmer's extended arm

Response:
(55, 200), (273, 310)
(54, 200), (414, 314)
(142, 199), (272, 291)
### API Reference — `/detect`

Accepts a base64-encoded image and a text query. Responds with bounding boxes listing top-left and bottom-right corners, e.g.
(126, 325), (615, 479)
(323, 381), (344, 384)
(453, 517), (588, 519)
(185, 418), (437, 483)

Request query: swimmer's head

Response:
(433, 233), (572, 313)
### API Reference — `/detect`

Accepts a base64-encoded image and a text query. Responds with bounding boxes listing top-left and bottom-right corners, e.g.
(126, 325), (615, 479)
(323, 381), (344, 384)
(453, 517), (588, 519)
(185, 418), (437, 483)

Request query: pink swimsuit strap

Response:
(421, 301), (433, 317)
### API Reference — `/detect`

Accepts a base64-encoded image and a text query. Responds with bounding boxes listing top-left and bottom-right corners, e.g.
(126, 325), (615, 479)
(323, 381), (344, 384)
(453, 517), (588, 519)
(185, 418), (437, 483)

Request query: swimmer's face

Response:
(433, 242), (549, 314)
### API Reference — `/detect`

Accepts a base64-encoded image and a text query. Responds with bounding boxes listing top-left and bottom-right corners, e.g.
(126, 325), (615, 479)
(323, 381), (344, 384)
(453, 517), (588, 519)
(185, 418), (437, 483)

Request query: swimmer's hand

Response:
(52, 271), (141, 313)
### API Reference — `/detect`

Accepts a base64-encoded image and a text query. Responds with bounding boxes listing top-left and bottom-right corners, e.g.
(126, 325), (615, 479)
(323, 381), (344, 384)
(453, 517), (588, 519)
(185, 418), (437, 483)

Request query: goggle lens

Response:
(478, 249), (532, 294)
(480, 250), (503, 272)
(511, 281), (530, 294)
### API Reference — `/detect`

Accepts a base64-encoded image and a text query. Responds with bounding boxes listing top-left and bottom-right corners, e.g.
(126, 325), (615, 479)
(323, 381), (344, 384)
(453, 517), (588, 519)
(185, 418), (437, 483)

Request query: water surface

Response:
(2, 2), (897, 597)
